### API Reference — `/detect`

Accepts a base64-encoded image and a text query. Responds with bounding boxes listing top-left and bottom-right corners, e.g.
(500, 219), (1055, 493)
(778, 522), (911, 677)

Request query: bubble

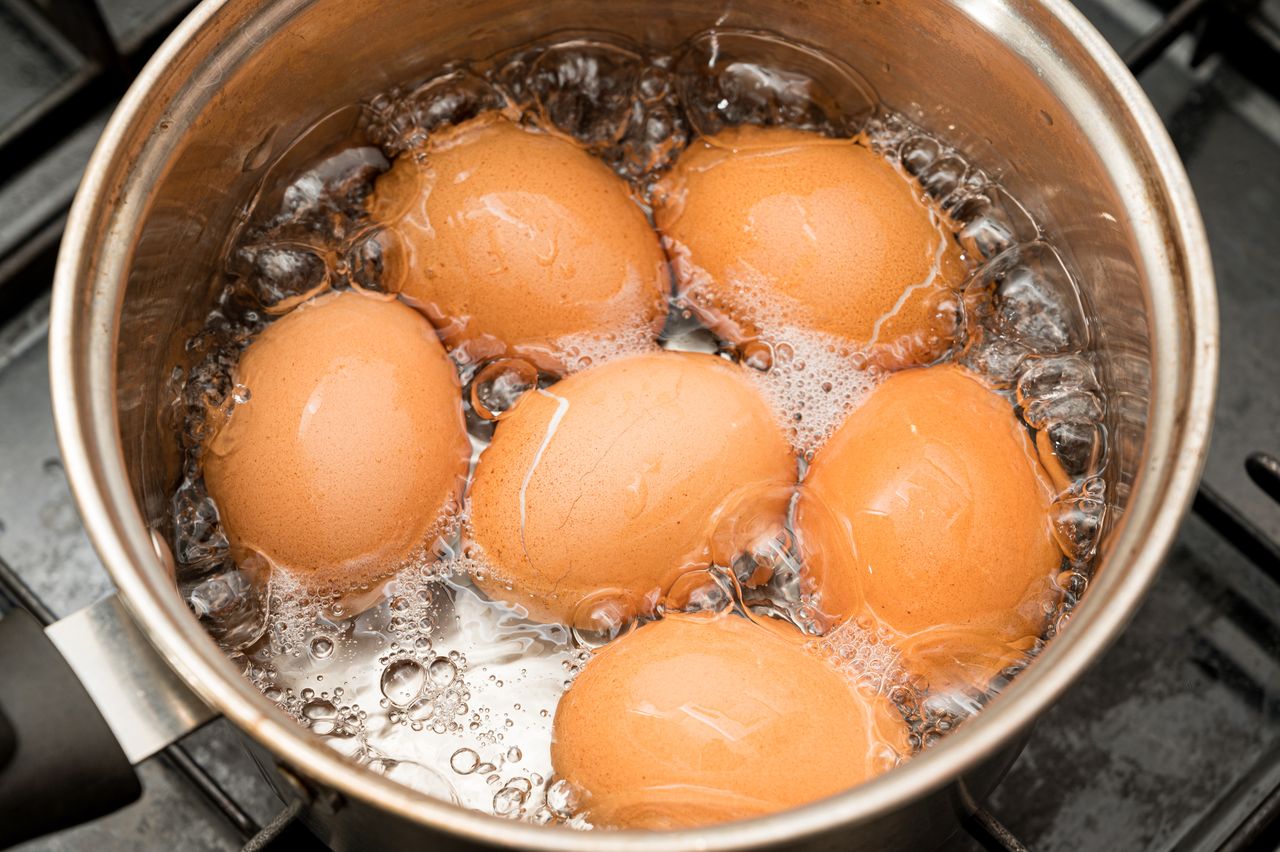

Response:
(918, 155), (967, 202)
(371, 757), (460, 803)
(957, 211), (1017, 261)
(663, 568), (740, 615)
(987, 243), (1087, 354)
(900, 135), (941, 176)
(1016, 354), (1100, 405)
(676, 29), (875, 139)
(1016, 354), (1109, 484)
(958, 294), (1031, 388)
(493, 785), (527, 816)
(709, 484), (796, 586)
(427, 656), (458, 689)
(506, 746), (523, 763)
(182, 560), (269, 651)
(1020, 390), (1103, 432)
(1055, 569), (1089, 601)
(301, 698), (339, 735)
(227, 145), (387, 310)
(172, 491), (231, 566)
(739, 339), (774, 372)
(380, 658), (426, 707)
(524, 40), (688, 178)
(545, 778), (580, 818)
(815, 620), (910, 698)
(552, 324), (663, 375)
(1038, 420), (1106, 484)
(529, 42), (643, 148)
(1050, 477), (1107, 562)
(450, 748), (481, 775)
(470, 359), (538, 420)
(237, 244), (330, 313)
(363, 69), (507, 157)
(309, 635), (335, 660)
(569, 593), (634, 649)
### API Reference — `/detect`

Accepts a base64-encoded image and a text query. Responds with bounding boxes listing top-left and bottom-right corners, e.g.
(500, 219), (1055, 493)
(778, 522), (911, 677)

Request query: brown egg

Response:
(551, 612), (902, 829)
(369, 114), (669, 372)
(468, 351), (795, 627)
(654, 124), (966, 367)
(796, 364), (1061, 691)
(203, 291), (470, 590)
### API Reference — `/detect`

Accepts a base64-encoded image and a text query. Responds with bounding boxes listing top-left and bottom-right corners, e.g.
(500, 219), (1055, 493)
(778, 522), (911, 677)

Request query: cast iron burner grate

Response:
(0, 0), (1277, 850)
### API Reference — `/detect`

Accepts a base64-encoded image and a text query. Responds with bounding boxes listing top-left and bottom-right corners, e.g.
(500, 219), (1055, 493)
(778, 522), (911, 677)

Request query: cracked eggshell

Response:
(468, 351), (796, 627)
(203, 290), (470, 590)
(654, 124), (966, 368)
(369, 113), (670, 372)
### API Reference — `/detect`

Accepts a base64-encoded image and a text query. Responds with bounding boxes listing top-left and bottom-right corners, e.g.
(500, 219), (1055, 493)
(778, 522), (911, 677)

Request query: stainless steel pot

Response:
(43, 0), (1216, 849)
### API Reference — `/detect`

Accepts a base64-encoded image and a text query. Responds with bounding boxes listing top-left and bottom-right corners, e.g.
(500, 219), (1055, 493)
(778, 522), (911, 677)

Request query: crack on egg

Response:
(555, 416), (646, 533)
(866, 207), (952, 348)
(519, 388), (571, 572)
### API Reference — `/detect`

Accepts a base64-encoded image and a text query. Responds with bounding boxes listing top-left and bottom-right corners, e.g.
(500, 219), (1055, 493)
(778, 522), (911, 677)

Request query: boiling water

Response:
(242, 565), (589, 821)
(171, 28), (1107, 824)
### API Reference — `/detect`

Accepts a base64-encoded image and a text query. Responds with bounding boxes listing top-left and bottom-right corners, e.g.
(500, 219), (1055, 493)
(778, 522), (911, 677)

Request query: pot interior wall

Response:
(116, 0), (1150, 636)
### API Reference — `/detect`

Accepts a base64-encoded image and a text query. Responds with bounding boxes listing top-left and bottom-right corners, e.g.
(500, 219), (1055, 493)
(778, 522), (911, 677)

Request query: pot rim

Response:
(49, 0), (1218, 847)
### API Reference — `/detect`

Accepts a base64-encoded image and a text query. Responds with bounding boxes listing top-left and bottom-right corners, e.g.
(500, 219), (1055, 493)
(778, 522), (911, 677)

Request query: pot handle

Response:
(0, 593), (216, 847)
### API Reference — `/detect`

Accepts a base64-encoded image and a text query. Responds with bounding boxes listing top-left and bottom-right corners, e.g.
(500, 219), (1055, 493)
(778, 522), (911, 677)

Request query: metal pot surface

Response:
(46, 0), (1216, 849)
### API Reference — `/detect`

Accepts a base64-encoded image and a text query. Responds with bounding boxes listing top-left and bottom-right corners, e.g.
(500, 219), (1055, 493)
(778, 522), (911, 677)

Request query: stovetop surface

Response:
(1, 1), (1277, 850)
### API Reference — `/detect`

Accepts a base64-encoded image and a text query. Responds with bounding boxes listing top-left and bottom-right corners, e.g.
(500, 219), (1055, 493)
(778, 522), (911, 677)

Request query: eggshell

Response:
(551, 612), (902, 829)
(796, 364), (1061, 690)
(203, 290), (470, 590)
(468, 351), (795, 626)
(653, 124), (966, 367)
(369, 114), (669, 371)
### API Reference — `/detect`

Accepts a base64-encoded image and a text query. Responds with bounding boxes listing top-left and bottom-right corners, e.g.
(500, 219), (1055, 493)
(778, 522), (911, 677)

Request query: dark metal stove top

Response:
(0, 0), (1277, 850)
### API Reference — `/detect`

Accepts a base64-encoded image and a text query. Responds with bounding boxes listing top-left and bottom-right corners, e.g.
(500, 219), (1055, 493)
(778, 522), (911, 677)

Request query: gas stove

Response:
(1, 0), (1277, 849)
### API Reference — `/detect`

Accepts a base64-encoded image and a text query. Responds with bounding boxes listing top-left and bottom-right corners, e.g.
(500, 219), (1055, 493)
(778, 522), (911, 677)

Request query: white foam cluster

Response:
(670, 251), (887, 455)
(260, 571), (342, 658)
(741, 326), (883, 456)
(552, 320), (664, 375)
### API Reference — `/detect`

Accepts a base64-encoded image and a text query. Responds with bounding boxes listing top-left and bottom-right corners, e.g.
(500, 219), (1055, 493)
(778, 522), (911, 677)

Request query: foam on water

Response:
(737, 327), (884, 456)
(547, 321), (664, 375)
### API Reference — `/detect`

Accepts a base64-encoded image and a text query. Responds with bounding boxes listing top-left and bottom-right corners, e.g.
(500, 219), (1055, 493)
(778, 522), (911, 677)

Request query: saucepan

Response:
(3, 0), (1220, 848)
